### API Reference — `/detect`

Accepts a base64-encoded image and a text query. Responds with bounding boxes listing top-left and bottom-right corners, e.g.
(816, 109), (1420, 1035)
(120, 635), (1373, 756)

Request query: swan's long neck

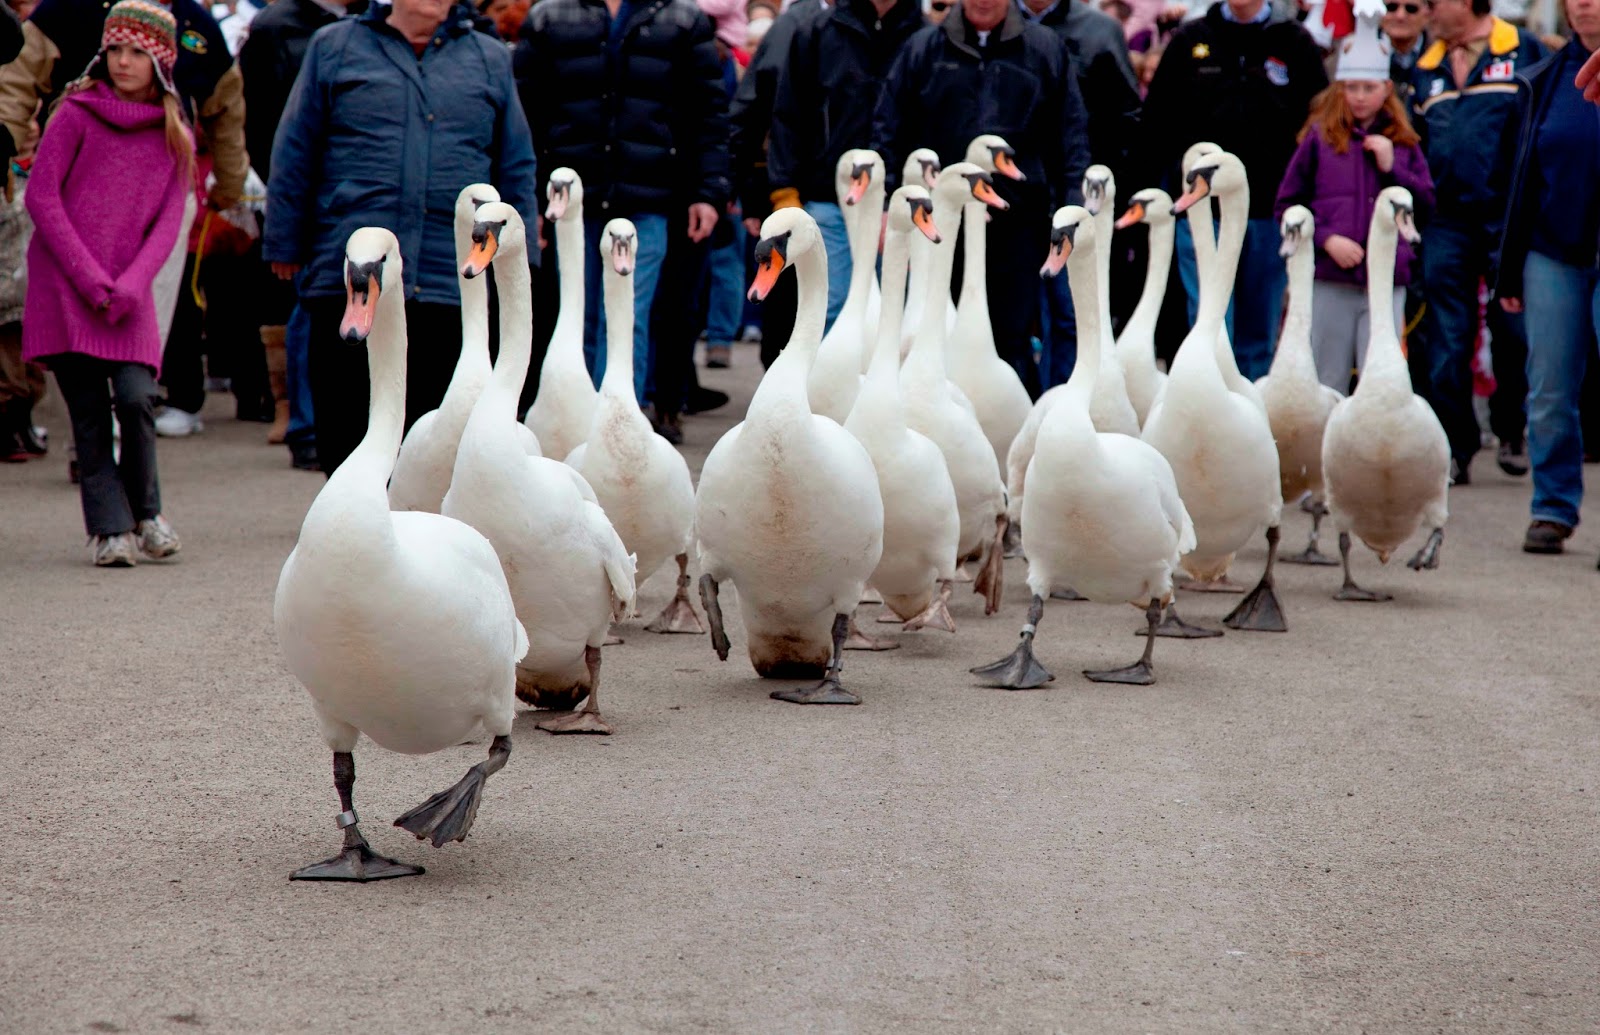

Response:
(1272, 236), (1317, 378)
(1124, 218), (1173, 341)
(906, 194), (960, 378)
(485, 248), (534, 416)
(1363, 217), (1406, 378)
(1063, 241), (1103, 406)
(599, 263), (635, 398)
(957, 202), (987, 310)
(1095, 201), (1114, 339)
(1197, 186), (1246, 337)
(1186, 197), (1217, 283)
(753, 239), (828, 418)
(340, 284), (408, 486)
(439, 228), (491, 423)
(867, 224), (912, 384)
(843, 191), (881, 311)
(551, 213), (584, 348)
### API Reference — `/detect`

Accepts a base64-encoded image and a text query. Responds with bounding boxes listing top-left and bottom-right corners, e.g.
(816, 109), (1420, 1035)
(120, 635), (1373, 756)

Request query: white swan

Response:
(901, 163), (1009, 613)
(1321, 186), (1449, 598)
(844, 185), (961, 632)
(523, 169), (599, 464)
(443, 202), (637, 735)
(1111, 186), (1174, 427)
(695, 208), (884, 704)
(276, 227), (527, 881)
(1256, 206), (1343, 566)
(948, 134), (1033, 475)
(1141, 151), (1286, 633)
(566, 219), (703, 636)
(808, 149), (884, 423)
(388, 183), (517, 512)
(973, 205), (1196, 689)
(900, 148), (957, 362)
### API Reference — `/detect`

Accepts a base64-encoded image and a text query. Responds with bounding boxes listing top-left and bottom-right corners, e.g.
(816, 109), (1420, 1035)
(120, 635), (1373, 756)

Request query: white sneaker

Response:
(136, 514), (181, 559)
(92, 532), (139, 567)
(154, 408), (203, 437)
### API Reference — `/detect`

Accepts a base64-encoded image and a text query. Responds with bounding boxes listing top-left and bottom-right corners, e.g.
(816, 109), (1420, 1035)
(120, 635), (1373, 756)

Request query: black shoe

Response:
(1, 429), (28, 463)
(289, 441), (320, 471)
(1497, 441), (1529, 477)
(1523, 520), (1573, 555)
(684, 386), (729, 415)
(1450, 458), (1470, 486)
(655, 411), (684, 445)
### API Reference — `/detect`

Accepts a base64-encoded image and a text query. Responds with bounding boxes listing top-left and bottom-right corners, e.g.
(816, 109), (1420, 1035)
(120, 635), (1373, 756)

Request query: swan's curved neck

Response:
(907, 193), (960, 376)
(1363, 217), (1406, 376)
(1273, 238), (1317, 377)
(340, 282), (408, 485)
(599, 264), (635, 397)
(957, 202), (987, 307)
(844, 190), (882, 306)
(755, 238), (828, 415)
(1063, 243), (1102, 404)
(1095, 201), (1114, 335)
(441, 229), (491, 421)
(1125, 218), (1173, 339)
(1196, 185), (1246, 334)
(867, 224), (912, 382)
(485, 248), (533, 415)
(551, 213), (585, 347)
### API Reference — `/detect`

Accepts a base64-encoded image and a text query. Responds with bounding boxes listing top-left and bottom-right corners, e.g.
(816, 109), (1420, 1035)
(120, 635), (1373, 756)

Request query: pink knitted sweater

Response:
(23, 81), (189, 370)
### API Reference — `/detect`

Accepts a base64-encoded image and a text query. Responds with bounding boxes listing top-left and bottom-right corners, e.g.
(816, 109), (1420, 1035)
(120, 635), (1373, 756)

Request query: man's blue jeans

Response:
(285, 295), (314, 446)
(583, 213), (667, 404)
(705, 227), (745, 347)
(1176, 216), (1287, 381)
(803, 200), (851, 332)
(1522, 250), (1600, 528)
(1037, 271), (1078, 392)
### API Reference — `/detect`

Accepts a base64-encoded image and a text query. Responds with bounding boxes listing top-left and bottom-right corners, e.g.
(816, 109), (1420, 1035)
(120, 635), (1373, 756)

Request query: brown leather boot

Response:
(261, 325), (289, 444)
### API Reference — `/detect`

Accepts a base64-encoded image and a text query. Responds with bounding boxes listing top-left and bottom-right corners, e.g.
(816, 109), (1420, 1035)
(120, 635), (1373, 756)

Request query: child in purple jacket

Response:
(24, 0), (193, 566)
(1274, 26), (1435, 393)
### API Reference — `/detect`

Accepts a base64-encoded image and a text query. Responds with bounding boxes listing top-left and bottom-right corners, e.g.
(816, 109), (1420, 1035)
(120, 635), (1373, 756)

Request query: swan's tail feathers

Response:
(512, 619), (530, 663)
(608, 551), (639, 622)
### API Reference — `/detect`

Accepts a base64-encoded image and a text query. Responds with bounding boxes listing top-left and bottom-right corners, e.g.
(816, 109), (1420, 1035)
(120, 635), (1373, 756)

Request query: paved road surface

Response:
(3, 346), (1597, 1033)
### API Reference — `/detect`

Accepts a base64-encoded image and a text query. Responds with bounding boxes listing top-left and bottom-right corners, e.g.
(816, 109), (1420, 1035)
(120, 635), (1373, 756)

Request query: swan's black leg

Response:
(1407, 527), (1444, 570)
(772, 613), (861, 704)
(1224, 525), (1288, 632)
(699, 574), (730, 660)
(1335, 531), (1391, 602)
(1086, 598), (1161, 684)
(971, 594), (1055, 689)
(394, 735), (512, 847)
(291, 752), (423, 882)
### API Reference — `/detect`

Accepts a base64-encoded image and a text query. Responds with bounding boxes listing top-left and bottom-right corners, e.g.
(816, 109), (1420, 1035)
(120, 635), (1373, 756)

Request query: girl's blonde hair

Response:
(1298, 82), (1421, 155)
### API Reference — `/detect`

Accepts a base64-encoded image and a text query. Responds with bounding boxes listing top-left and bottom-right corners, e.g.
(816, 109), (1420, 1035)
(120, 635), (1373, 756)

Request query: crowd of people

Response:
(0, 0), (1596, 565)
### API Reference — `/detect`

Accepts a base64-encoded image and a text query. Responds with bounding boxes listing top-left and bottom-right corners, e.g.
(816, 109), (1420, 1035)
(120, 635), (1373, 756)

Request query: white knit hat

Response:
(1335, 2), (1392, 82)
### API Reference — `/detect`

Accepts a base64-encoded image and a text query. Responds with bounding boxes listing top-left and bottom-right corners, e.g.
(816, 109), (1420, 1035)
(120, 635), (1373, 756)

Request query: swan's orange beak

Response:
(1040, 226), (1073, 279)
(919, 159), (939, 189)
(749, 235), (789, 301)
(545, 182), (569, 221)
(910, 199), (940, 243)
(844, 163), (873, 205)
(1114, 201), (1146, 230)
(462, 222), (499, 279)
(992, 148), (1024, 181)
(611, 233), (635, 276)
(340, 265), (380, 343)
(970, 174), (1008, 211)
(1172, 168), (1213, 215)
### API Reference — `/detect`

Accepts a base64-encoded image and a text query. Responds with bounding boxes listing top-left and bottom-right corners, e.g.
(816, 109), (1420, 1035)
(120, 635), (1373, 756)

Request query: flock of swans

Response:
(271, 136), (1451, 881)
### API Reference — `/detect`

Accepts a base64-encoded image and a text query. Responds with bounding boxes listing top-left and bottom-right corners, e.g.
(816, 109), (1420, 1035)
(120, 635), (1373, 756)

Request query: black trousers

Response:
(160, 251), (271, 418)
(304, 296), (463, 476)
(758, 265), (798, 369)
(51, 354), (162, 536)
(649, 209), (710, 416)
(949, 187), (1049, 400)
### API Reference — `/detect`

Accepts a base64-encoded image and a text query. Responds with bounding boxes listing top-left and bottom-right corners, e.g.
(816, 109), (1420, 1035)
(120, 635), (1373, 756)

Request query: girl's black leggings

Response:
(50, 354), (162, 537)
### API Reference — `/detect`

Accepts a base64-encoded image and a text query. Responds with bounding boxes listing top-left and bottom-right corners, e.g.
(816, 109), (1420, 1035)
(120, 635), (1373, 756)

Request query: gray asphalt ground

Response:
(3, 344), (1598, 1034)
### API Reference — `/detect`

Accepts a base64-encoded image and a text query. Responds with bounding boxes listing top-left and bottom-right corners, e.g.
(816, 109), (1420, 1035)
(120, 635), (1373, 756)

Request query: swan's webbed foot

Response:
(1002, 518), (1024, 560)
(1282, 503), (1338, 565)
(902, 580), (956, 633)
(645, 555), (706, 634)
(844, 614), (900, 651)
(1224, 528), (1287, 632)
(699, 574), (730, 661)
(536, 646), (612, 735)
(1086, 599), (1161, 685)
(971, 515), (1007, 615)
(771, 614), (861, 704)
(394, 735), (511, 847)
(1138, 603), (1223, 639)
(1335, 531), (1392, 602)
(1406, 527), (1444, 570)
(292, 752), (424, 882)
(1049, 586), (1087, 601)
(971, 595), (1054, 689)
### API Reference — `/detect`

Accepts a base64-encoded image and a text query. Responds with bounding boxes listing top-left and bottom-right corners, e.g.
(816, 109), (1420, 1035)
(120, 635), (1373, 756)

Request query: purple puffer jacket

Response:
(1273, 116), (1435, 288)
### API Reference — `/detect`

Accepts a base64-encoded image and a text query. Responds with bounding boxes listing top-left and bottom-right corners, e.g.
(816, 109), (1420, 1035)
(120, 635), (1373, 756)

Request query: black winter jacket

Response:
(767, 0), (925, 206)
(728, 0), (826, 218)
(873, 4), (1090, 209)
(238, 0), (369, 182)
(1139, 2), (1326, 219)
(1026, 0), (1140, 179)
(515, 0), (731, 215)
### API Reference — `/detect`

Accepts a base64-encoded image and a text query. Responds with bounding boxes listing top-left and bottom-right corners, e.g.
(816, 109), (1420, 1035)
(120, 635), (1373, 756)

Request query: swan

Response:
(808, 149), (884, 423)
(695, 208), (885, 704)
(900, 148), (957, 361)
(523, 168), (599, 464)
(1321, 186), (1449, 598)
(1141, 151), (1286, 634)
(388, 184), (521, 512)
(973, 206), (1196, 688)
(276, 227), (527, 881)
(844, 185), (961, 633)
(901, 163), (1010, 614)
(566, 219), (703, 636)
(443, 202), (637, 735)
(947, 134), (1033, 475)
(1256, 206), (1343, 566)
(1111, 187), (1174, 427)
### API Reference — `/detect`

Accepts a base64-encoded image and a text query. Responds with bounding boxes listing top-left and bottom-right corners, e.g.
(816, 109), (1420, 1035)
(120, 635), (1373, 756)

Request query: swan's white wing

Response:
(515, 422), (542, 457)
(387, 409), (443, 510)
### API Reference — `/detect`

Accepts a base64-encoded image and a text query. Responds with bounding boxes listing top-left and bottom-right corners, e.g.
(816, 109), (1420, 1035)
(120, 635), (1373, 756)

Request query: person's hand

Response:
(104, 283), (139, 324)
(1363, 134), (1395, 173)
(271, 262), (302, 281)
(1157, 4), (1187, 24)
(743, 216), (763, 237)
(1578, 46), (1600, 103)
(1325, 234), (1365, 269)
(1499, 296), (1524, 314)
(17, 118), (39, 163)
(687, 202), (719, 243)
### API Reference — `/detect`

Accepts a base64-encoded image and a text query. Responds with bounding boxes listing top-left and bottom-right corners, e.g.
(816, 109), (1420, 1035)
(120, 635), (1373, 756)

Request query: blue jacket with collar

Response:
(264, 2), (539, 304)
(1409, 17), (1545, 237)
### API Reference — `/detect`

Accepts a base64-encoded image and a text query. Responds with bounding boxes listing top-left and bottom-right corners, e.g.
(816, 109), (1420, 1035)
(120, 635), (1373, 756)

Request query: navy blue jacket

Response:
(1494, 39), (1600, 299)
(1409, 17), (1545, 237)
(264, 3), (538, 304)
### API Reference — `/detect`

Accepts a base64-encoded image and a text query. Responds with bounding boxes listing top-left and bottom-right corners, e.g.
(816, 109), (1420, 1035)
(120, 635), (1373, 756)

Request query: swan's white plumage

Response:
(808, 150), (884, 423)
(524, 168), (599, 465)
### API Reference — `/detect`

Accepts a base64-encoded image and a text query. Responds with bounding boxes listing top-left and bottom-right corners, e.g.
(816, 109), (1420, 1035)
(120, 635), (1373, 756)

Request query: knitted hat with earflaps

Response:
(76, 0), (180, 99)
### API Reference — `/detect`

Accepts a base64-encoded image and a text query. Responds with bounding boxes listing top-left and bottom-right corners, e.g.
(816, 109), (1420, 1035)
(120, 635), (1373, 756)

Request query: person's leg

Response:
(158, 256), (207, 418)
(629, 213), (670, 406)
(985, 196), (1046, 398)
(306, 295), (372, 477)
(759, 267), (797, 368)
(802, 200), (852, 332)
(1310, 281), (1361, 392)
(1521, 251), (1589, 531)
(1229, 218), (1287, 381)
(51, 355), (134, 536)
(704, 233), (744, 365)
(401, 301), (462, 431)
(284, 299), (317, 460)
(1486, 283), (1529, 465)
(582, 217), (606, 388)
(1416, 220), (1483, 475)
(1037, 273), (1077, 393)
(1174, 216), (1201, 326)
(647, 209), (703, 429)
(209, 252), (272, 422)
(108, 361), (163, 523)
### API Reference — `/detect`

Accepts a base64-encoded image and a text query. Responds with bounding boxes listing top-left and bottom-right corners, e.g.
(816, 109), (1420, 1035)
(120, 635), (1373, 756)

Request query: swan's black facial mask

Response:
(463, 220), (507, 279)
(991, 146), (1024, 181)
(341, 256), (386, 343)
(546, 180), (572, 220)
(610, 231), (636, 276)
(1172, 165), (1216, 215)
(845, 162), (874, 205)
(749, 231), (792, 301)
(908, 197), (940, 242)
(917, 158), (939, 189)
(1040, 222), (1077, 278)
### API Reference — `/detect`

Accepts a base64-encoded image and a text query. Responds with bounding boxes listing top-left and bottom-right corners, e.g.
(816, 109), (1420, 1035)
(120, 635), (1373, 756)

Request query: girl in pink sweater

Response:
(24, 0), (192, 566)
